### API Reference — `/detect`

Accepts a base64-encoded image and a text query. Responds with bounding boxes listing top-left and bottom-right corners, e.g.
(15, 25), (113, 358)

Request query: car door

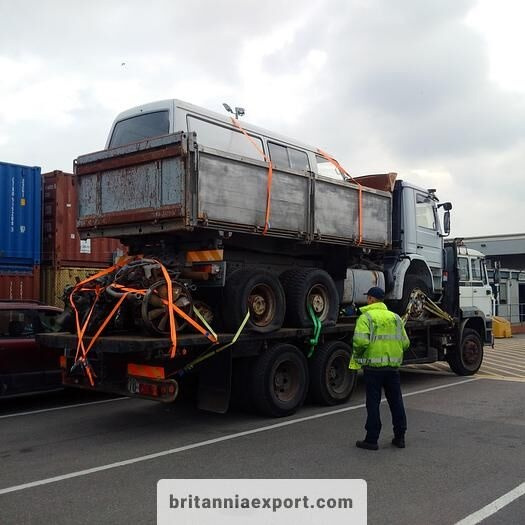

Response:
(33, 307), (63, 386)
(415, 192), (443, 270)
(458, 256), (473, 310)
(470, 256), (494, 318)
(0, 308), (43, 395)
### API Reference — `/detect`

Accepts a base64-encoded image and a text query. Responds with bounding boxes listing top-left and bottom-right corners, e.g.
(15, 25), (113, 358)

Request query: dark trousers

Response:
(363, 368), (407, 443)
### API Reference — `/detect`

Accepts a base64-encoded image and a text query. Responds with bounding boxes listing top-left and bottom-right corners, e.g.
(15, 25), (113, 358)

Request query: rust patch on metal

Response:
(76, 145), (183, 176)
(78, 205), (184, 229)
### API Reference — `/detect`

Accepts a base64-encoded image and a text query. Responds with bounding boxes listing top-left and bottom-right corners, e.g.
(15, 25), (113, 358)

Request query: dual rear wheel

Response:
(222, 267), (339, 333)
(248, 340), (357, 417)
(224, 267), (354, 417)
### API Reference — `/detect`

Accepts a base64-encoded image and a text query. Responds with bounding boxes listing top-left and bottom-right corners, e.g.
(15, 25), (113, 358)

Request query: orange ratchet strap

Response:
(110, 283), (218, 345)
(317, 148), (364, 246)
(155, 260), (178, 358)
(70, 260), (219, 386)
(230, 117), (273, 235)
(70, 264), (121, 386)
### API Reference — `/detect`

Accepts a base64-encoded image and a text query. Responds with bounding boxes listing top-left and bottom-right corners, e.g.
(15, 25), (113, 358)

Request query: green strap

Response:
(192, 305), (217, 340)
(307, 304), (322, 358)
(181, 311), (250, 374)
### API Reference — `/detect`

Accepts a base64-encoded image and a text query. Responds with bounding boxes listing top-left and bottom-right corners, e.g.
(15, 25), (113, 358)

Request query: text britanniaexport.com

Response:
(168, 494), (353, 512)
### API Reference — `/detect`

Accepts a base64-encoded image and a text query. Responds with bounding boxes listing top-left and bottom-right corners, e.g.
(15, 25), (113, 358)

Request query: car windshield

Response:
(0, 308), (61, 337)
(0, 310), (36, 337)
(35, 309), (61, 333)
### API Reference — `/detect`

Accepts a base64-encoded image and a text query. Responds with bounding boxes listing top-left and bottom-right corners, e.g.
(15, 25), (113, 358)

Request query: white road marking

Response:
(492, 349), (525, 358)
(479, 364), (525, 378)
(0, 397), (129, 420)
(477, 376), (525, 383)
(482, 357), (525, 372)
(476, 368), (503, 377)
(455, 481), (525, 524)
(0, 378), (477, 495)
(491, 349), (525, 357)
(401, 368), (451, 376)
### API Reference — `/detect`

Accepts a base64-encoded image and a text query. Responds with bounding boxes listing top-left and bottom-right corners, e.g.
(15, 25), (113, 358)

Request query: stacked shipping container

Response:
(0, 165), (124, 305)
(40, 171), (125, 307)
(0, 162), (41, 301)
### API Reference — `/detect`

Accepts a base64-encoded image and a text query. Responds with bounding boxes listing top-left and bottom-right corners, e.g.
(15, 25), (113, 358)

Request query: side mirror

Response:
(443, 210), (450, 236)
(438, 201), (453, 211)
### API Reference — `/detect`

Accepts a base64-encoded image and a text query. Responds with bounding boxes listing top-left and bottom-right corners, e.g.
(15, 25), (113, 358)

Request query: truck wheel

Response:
(252, 343), (308, 417)
(309, 340), (357, 405)
(223, 270), (286, 333)
(280, 268), (338, 327)
(396, 275), (430, 319)
(447, 328), (483, 375)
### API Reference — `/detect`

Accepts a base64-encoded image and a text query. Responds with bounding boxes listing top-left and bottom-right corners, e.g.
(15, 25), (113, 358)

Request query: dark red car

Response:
(0, 301), (63, 397)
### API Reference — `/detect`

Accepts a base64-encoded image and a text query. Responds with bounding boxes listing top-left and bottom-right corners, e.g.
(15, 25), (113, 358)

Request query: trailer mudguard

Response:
(197, 347), (233, 413)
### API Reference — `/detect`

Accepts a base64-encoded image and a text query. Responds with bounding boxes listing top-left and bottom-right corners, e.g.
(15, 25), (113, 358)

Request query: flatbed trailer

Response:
(39, 312), (486, 417)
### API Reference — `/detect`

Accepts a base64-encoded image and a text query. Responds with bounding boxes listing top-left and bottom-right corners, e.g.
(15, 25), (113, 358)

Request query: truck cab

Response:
(386, 180), (449, 307)
(457, 246), (494, 319)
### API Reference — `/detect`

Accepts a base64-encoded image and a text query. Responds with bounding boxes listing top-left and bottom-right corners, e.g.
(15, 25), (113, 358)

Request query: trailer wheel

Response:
(447, 328), (483, 375)
(252, 343), (308, 417)
(280, 268), (338, 327)
(309, 340), (356, 405)
(223, 270), (286, 333)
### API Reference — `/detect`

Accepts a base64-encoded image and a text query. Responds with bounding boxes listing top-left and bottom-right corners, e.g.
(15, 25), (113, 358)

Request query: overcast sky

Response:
(1, 0), (524, 237)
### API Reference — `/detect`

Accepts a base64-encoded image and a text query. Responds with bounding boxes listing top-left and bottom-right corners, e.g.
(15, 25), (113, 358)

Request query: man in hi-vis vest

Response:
(350, 287), (410, 450)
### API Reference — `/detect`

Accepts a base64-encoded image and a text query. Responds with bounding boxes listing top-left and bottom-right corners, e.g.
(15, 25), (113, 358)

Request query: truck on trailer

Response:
(39, 99), (492, 417)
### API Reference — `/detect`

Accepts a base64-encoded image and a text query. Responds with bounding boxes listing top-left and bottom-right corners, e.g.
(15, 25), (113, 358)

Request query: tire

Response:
(447, 328), (483, 376)
(393, 275), (430, 319)
(222, 270), (286, 333)
(251, 343), (308, 417)
(280, 268), (338, 327)
(309, 340), (357, 405)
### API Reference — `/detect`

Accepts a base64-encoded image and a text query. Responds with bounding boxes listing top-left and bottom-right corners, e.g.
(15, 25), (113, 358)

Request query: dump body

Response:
(42, 171), (124, 268)
(75, 133), (392, 248)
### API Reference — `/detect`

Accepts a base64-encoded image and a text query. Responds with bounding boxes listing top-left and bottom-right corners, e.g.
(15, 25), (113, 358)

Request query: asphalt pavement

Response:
(1, 336), (524, 525)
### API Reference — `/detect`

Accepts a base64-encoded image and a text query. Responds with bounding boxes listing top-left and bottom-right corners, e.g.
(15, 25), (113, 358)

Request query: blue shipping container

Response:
(0, 161), (41, 266)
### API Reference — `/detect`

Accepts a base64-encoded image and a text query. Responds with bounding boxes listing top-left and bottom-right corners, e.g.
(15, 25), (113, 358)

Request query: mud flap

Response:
(197, 347), (232, 413)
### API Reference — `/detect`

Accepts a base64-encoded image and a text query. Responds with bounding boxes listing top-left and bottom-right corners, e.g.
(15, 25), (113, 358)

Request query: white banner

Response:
(157, 478), (366, 524)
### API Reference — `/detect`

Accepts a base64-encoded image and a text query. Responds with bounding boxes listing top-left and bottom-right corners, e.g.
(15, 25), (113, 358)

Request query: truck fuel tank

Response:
(342, 269), (385, 305)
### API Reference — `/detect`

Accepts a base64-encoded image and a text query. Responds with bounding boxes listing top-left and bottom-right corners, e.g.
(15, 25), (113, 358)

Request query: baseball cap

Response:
(364, 286), (385, 299)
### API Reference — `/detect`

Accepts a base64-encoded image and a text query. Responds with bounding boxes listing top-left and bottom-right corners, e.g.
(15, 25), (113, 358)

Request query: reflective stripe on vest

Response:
(364, 312), (405, 342)
(354, 356), (403, 365)
(364, 312), (374, 340)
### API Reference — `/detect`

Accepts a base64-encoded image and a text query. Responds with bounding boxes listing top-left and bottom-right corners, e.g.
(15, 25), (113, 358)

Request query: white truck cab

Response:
(457, 245), (494, 319)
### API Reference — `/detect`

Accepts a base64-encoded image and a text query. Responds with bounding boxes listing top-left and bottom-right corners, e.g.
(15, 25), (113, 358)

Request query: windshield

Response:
(315, 155), (345, 181)
(108, 111), (170, 148)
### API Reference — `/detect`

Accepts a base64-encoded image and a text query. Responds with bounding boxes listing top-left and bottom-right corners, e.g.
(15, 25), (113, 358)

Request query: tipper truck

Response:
(39, 99), (492, 417)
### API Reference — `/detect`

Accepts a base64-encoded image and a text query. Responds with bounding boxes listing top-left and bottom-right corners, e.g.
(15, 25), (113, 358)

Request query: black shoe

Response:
(392, 437), (405, 448)
(356, 440), (379, 450)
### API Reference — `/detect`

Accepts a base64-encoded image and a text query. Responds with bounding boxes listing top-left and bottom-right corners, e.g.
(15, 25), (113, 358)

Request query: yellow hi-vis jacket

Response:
(349, 302), (410, 370)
